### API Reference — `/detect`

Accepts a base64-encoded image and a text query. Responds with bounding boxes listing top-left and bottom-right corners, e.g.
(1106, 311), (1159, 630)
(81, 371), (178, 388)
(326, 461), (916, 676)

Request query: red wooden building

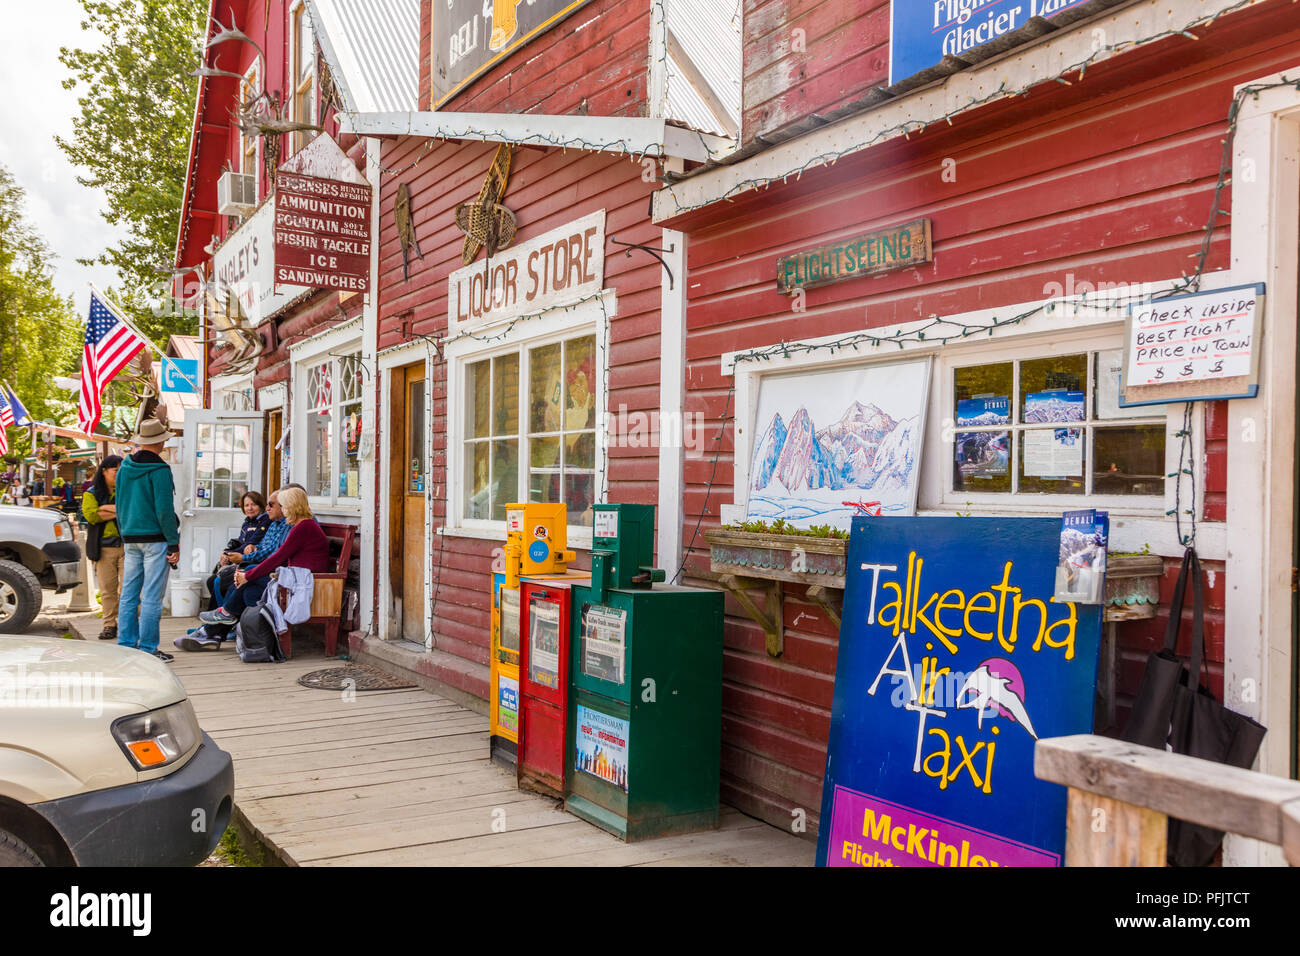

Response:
(173, 0), (419, 609)
(342, 0), (739, 702)
(653, 0), (1300, 861)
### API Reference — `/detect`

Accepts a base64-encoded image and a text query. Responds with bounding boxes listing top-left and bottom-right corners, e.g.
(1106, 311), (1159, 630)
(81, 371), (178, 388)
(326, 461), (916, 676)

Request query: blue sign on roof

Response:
(890, 0), (1094, 86)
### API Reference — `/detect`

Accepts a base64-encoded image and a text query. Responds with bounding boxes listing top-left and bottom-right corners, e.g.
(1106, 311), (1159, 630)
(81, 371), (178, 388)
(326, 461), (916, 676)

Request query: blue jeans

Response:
(117, 542), (171, 654)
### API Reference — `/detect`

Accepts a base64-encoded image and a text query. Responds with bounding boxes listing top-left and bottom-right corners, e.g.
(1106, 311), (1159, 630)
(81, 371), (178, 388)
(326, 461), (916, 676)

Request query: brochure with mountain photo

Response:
(1054, 509), (1108, 604)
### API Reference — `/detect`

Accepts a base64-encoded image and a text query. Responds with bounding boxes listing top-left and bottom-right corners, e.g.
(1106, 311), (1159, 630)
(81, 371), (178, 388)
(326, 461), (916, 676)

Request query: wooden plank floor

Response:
(81, 612), (815, 867)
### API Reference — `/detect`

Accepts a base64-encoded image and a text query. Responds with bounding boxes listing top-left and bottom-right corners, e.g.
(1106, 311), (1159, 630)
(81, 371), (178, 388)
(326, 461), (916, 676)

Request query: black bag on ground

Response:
(234, 604), (284, 663)
(1121, 547), (1267, 866)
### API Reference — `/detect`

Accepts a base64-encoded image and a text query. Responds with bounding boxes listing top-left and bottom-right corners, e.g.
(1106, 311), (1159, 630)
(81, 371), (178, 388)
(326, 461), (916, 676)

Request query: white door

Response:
(178, 410), (264, 578)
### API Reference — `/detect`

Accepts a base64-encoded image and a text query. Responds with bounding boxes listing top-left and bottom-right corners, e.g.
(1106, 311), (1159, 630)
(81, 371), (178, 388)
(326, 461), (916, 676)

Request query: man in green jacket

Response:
(115, 419), (180, 662)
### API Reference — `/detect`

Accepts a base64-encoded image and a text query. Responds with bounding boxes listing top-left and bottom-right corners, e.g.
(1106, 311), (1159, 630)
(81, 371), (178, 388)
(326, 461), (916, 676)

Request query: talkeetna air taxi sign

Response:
(816, 517), (1102, 867)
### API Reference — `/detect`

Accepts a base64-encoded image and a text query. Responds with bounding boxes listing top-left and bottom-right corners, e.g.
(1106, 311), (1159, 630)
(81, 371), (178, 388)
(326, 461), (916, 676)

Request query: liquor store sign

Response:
(815, 516), (1102, 867)
(273, 170), (372, 293)
(777, 219), (931, 293)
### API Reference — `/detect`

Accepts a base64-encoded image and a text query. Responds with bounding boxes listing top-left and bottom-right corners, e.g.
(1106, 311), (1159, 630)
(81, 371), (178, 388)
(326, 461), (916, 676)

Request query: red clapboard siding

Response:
(742, 0), (887, 147)
(374, 132), (662, 688)
(663, 14), (1299, 836)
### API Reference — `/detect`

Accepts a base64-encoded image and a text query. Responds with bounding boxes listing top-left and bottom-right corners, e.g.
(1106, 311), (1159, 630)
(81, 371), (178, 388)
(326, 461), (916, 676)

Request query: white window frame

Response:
(721, 280), (1235, 560)
(239, 60), (262, 194)
(209, 372), (255, 412)
(289, 319), (364, 514)
(444, 292), (613, 551)
(925, 328), (1184, 516)
(289, 0), (317, 155)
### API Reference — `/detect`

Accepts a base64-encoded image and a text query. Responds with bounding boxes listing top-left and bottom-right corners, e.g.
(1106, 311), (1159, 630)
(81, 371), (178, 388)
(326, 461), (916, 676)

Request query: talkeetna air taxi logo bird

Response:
(956, 658), (1038, 739)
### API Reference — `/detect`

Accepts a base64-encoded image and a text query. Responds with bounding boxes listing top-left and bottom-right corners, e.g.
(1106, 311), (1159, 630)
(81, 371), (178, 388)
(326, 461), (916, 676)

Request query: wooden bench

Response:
(276, 522), (356, 660)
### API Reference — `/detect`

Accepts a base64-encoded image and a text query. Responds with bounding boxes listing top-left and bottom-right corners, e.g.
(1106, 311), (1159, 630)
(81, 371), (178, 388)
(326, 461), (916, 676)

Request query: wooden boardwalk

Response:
(72, 613), (814, 866)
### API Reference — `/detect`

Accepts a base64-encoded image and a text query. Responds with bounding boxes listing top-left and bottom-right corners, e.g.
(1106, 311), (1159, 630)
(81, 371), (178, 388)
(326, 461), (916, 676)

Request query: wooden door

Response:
(389, 362), (427, 641)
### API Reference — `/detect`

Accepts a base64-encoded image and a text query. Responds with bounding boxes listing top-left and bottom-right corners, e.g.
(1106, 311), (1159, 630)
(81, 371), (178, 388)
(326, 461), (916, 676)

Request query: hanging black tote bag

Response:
(1121, 548), (1267, 866)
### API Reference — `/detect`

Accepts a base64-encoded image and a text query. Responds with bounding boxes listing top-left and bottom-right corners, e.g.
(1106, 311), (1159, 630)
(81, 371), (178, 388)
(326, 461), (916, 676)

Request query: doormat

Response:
(297, 664), (417, 691)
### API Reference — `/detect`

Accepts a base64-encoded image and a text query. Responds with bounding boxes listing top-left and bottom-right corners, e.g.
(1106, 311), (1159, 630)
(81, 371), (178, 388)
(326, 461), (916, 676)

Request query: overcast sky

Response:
(0, 0), (126, 316)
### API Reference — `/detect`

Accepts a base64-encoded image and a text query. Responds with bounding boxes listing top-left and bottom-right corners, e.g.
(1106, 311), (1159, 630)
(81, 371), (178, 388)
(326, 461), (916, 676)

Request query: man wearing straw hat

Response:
(115, 418), (181, 662)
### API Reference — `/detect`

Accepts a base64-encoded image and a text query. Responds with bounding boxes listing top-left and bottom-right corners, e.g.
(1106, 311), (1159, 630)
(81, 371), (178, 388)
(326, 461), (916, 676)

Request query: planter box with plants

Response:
(704, 521), (849, 658)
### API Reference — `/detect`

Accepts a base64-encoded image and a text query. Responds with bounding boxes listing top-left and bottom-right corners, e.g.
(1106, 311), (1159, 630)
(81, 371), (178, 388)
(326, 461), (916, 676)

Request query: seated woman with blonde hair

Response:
(197, 486), (331, 626)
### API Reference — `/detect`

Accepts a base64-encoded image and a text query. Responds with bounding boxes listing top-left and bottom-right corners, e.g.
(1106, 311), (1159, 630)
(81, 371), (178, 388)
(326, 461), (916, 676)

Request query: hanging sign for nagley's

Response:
(816, 516), (1102, 867)
(273, 134), (373, 294)
(776, 219), (931, 293)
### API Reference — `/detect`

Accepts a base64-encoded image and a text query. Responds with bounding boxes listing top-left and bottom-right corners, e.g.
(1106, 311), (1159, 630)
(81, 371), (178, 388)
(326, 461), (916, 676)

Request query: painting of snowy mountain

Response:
(745, 358), (930, 530)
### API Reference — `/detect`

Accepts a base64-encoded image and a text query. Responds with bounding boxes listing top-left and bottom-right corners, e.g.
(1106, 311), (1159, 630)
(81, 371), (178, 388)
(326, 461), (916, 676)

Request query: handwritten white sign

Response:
(1124, 286), (1260, 387)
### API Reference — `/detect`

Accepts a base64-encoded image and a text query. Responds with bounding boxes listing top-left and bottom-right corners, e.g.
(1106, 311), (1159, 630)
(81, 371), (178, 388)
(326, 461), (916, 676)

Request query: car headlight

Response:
(112, 700), (201, 770)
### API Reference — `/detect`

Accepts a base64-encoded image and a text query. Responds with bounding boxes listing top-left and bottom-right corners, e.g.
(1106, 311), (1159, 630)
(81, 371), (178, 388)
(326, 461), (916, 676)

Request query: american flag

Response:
(0, 386), (12, 454)
(3, 384), (31, 427)
(79, 292), (147, 436)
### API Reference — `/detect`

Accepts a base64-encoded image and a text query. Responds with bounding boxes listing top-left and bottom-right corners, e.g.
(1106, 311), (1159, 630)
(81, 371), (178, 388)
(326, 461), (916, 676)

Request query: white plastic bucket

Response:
(169, 578), (203, 618)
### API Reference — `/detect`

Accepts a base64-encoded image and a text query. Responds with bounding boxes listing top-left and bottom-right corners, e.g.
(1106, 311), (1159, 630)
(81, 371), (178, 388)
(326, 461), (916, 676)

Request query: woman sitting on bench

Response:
(198, 486), (332, 628)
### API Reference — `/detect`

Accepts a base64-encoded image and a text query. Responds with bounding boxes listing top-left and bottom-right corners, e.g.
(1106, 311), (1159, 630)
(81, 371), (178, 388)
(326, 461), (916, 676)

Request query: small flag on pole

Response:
(3, 383), (32, 426)
(0, 386), (12, 454)
(79, 291), (147, 437)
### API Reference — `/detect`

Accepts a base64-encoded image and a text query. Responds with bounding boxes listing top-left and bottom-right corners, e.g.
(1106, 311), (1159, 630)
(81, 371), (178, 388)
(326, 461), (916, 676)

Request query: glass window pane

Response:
(564, 336), (596, 431)
(1094, 425), (1167, 496)
(1019, 427), (1086, 494)
(232, 425), (250, 454)
(563, 472), (595, 526)
(953, 431), (1011, 493)
(531, 436), (560, 469)
(530, 469), (561, 503)
(197, 454), (213, 480)
(466, 360), (491, 439)
(530, 343), (562, 433)
(464, 442), (491, 519)
(213, 482), (232, 509)
(565, 431), (595, 470)
(409, 379), (426, 494)
(310, 412), (331, 497)
(199, 423), (213, 448)
(338, 401), (361, 497)
(493, 354), (519, 436)
(196, 481), (212, 507)
(1094, 348), (1153, 420)
(491, 439), (518, 521)
(1020, 354), (1086, 423)
(954, 363), (1013, 423)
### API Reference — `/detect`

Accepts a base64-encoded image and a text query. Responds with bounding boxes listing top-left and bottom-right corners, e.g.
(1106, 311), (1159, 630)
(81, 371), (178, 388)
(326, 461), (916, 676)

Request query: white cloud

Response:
(0, 0), (129, 315)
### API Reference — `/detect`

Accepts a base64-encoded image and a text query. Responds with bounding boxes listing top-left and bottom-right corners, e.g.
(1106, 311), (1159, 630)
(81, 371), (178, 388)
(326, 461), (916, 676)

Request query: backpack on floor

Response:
(234, 605), (284, 663)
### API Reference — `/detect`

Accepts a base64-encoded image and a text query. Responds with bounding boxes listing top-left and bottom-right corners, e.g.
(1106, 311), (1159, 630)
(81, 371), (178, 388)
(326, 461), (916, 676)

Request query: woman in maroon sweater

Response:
(199, 487), (331, 625)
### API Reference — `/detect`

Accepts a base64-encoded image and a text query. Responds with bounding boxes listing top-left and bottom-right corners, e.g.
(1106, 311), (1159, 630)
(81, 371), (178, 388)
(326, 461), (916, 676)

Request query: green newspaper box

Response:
(565, 504), (724, 841)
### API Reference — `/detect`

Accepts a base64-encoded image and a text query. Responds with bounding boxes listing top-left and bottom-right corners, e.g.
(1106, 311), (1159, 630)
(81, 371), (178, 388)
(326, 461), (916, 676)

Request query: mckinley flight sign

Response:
(273, 170), (372, 294)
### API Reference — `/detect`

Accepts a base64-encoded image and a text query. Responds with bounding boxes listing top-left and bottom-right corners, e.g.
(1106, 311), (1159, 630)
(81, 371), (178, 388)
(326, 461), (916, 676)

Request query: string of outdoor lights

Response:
(673, 66), (1300, 573)
(657, 0), (1268, 217)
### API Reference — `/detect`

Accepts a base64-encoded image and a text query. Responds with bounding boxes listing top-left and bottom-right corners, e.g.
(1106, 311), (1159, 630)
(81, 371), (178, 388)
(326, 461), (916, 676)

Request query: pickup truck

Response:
(0, 504), (82, 633)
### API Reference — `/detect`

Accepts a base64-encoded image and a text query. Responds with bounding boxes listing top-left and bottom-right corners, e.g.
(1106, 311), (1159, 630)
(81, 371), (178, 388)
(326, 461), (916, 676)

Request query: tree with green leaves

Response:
(57, 0), (208, 343)
(0, 165), (83, 461)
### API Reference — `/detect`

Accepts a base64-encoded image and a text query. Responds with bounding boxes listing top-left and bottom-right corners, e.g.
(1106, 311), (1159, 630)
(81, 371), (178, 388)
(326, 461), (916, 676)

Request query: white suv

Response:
(0, 636), (233, 866)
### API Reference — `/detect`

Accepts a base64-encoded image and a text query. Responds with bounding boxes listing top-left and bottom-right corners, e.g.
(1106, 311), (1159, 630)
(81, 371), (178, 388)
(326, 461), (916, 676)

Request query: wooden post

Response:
(1065, 788), (1167, 866)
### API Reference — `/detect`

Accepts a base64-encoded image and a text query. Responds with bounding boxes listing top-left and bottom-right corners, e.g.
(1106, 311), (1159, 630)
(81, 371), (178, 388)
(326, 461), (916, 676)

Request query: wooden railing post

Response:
(1064, 789), (1167, 866)
(1036, 734), (1300, 866)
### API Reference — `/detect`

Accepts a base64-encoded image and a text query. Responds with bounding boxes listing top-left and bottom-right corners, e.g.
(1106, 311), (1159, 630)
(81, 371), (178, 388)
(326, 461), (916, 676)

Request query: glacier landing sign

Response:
(816, 516), (1102, 867)
(890, 0), (1093, 85)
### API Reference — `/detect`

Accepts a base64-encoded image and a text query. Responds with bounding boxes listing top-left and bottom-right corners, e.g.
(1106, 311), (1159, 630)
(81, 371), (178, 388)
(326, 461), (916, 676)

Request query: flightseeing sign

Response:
(273, 171), (372, 293)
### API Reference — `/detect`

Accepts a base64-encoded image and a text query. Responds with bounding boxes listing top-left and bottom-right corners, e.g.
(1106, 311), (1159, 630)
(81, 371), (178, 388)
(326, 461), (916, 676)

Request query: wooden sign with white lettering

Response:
(1121, 283), (1264, 406)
